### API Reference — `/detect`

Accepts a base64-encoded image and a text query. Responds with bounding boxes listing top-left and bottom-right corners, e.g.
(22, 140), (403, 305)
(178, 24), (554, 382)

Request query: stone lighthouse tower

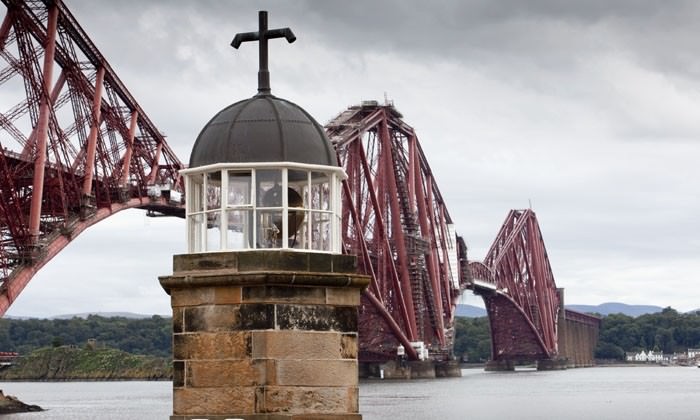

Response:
(159, 11), (368, 420)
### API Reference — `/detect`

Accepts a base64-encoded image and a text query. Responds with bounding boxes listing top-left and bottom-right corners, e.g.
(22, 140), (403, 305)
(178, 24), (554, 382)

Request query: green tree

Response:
(454, 317), (491, 362)
(595, 342), (625, 360)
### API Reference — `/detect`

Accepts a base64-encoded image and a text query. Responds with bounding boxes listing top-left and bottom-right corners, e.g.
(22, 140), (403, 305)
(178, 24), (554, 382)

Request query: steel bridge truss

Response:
(327, 102), (466, 361)
(470, 209), (561, 361)
(0, 0), (184, 315)
(2, 1), (590, 368)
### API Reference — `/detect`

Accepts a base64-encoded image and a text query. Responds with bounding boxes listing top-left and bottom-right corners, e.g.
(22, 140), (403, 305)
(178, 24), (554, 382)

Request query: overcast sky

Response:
(3, 0), (700, 317)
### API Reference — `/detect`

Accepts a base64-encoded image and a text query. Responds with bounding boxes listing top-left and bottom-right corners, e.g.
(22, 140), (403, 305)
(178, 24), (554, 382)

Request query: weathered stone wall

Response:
(560, 317), (599, 368)
(160, 251), (370, 420)
(557, 289), (599, 368)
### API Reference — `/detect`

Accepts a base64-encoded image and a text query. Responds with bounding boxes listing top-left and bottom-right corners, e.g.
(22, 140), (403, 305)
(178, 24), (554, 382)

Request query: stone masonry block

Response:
(184, 305), (236, 332)
(173, 252), (238, 273)
(239, 304), (276, 329)
(173, 361), (185, 387)
(308, 252), (333, 272)
(258, 386), (358, 414)
(173, 386), (255, 415)
(172, 287), (214, 307)
(325, 288), (359, 306)
(331, 254), (357, 273)
(340, 334), (358, 359)
(238, 251), (309, 272)
(173, 307), (184, 334)
(187, 359), (263, 387)
(251, 330), (344, 360)
(243, 285), (325, 304)
(172, 286), (243, 307)
(274, 360), (358, 387)
(173, 332), (251, 360)
(212, 286), (244, 304)
(275, 305), (357, 332)
(184, 304), (274, 332)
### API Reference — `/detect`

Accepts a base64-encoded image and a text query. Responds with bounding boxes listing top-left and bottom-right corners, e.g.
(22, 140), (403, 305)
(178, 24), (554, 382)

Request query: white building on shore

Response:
(626, 350), (666, 363)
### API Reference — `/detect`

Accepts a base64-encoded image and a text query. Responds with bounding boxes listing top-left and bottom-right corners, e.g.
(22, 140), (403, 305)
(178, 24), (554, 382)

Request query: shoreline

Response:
(0, 377), (171, 382)
(0, 390), (43, 414)
(3, 363), (697, 383)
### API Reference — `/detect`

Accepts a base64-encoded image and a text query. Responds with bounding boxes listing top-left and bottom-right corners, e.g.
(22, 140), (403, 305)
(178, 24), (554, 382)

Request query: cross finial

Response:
(231, 11), (296, 96)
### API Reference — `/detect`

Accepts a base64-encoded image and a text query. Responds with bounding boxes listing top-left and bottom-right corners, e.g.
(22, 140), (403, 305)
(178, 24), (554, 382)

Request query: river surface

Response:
(1, 366), (698, 419)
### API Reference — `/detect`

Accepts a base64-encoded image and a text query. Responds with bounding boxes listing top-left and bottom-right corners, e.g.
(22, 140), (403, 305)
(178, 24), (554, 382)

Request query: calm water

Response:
(1, 366), (698, 419)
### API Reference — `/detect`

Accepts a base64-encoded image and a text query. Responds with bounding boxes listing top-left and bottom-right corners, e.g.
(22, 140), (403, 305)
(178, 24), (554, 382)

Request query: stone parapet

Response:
(160, 251), (369, 420)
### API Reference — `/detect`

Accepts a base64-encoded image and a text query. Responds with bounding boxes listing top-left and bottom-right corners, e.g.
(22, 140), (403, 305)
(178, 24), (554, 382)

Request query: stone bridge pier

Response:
(160, 251), (369, 420)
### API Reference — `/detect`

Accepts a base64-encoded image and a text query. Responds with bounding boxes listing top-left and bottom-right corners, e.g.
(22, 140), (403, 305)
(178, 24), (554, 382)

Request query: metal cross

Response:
(231, 11), (296, 96)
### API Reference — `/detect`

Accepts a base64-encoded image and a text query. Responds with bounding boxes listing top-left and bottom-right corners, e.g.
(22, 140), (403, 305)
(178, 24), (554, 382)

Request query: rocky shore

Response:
(0, 390), (42, 414)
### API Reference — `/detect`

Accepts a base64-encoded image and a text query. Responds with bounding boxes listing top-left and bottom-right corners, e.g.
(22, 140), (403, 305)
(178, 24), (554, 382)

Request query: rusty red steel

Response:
(327, 102), (468, 362)
(0, 0), (184, 315)
(470, 209), (561, 361)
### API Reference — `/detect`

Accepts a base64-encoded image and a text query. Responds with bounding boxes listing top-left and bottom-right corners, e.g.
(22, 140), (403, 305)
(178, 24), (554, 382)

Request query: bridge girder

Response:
(0, 0), (184, 315)
(328, 102), (464, 361)
(470, 209), (561, 361)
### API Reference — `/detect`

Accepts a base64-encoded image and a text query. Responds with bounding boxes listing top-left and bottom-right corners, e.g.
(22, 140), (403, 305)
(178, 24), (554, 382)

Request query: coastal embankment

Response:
(0, 346), (171, 381)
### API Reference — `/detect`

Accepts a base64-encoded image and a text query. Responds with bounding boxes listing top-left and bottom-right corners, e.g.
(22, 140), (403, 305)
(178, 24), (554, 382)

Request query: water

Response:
(1, 366), (698, 419)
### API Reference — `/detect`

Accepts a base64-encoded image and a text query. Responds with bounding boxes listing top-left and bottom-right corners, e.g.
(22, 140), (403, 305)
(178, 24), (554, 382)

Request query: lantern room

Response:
(182, 94), (344, 254)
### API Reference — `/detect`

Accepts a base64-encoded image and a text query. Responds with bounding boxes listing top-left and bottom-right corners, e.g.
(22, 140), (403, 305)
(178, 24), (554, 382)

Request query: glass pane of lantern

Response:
(228, 171), (251, 206)
(190, 173), (204, 212)
(288, 170), (308, 209)
(206, 211), (221, 251)
(311, 172), (330, 210)
(311, 211), (332, 251)
(206, 172), (221, 210)
(288, 208), (306, 249)
(257, 169), (282, 208)
(188, 213), (205, 252)
(257, 210), (283, 248)
(227, 209), (251, 249)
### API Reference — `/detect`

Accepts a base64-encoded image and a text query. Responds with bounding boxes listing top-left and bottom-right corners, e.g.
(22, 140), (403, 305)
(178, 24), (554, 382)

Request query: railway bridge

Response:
(1, 0), (598, 373)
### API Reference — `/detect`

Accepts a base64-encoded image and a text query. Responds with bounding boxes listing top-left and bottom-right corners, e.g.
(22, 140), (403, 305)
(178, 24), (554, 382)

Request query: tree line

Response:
(0, 315), (171, 357)
(2, 308), (699, 362)
(594, 307), (700, 359)
(454, 307), (700, 362)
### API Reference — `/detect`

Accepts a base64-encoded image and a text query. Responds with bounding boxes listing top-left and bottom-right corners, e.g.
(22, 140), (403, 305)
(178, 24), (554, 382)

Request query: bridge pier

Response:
(159, 251), (369, 420)
(360, 360), (461, 379)
(557, 289), (601, 368)
(536, 359), (568, 371)
(484, 360), (515, 371)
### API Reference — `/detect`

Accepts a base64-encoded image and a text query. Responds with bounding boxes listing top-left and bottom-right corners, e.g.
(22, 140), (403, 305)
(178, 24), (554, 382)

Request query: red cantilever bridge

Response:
(1, 0), (598, 368)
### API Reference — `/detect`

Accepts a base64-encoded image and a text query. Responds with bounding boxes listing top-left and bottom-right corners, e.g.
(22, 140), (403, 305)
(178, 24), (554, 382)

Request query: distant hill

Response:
(456, 302), (667, 318)
(565, 302), (664, 317)
(455, 304), (487, 317)
(51, 312), (163, 320)
(13, 304), (679, 321)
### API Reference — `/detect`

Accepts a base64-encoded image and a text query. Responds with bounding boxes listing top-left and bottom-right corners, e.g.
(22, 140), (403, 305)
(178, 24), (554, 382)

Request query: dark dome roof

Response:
(189, 94), (337, 168)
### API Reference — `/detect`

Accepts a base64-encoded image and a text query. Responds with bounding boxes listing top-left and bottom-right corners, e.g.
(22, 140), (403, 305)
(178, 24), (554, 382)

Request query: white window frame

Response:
(183, 162), (345, 254)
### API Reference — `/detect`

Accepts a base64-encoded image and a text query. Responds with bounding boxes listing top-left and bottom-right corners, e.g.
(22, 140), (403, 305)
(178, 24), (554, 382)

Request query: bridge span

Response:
(468, 210), (600, 369)
(0, 0), (184, 314)
(1, 0), (598, 372)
